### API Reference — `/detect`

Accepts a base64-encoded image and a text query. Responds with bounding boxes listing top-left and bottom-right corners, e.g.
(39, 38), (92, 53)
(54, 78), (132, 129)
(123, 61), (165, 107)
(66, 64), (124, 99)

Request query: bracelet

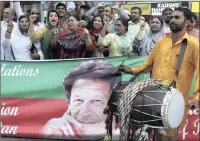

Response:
(6, 30), (11, 33)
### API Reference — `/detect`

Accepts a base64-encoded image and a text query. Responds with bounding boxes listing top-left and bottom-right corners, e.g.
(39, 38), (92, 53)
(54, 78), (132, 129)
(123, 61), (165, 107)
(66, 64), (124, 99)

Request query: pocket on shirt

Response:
(169, 50), (179, 70)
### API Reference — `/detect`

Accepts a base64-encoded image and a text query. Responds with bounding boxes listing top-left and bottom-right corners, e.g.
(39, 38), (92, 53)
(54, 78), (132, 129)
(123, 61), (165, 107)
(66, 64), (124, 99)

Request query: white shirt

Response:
(127, 20), (151, 41)
(162, 21), (171, 34)
(1, 2), (23, 60)
(1, 21), (17, 60)
(2, 23), (33, 61)
(33, 22), (45, 60)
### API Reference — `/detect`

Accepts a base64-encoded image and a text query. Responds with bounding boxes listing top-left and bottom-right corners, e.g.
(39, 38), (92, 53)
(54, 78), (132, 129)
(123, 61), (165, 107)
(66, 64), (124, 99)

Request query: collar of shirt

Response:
(128, 20), (142, 25)
(1, 20), (15, 26)
(166, 32), (189, 47)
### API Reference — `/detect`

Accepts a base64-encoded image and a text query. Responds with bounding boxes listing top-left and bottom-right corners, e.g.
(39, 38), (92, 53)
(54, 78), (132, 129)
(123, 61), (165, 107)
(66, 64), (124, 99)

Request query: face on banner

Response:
(39, 60), (121, 140)
(69, 78), (110, 135)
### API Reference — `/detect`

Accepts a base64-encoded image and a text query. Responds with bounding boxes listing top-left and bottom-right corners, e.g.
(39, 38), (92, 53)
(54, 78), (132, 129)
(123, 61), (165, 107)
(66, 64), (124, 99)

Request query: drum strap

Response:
(170, 39), (187, 88)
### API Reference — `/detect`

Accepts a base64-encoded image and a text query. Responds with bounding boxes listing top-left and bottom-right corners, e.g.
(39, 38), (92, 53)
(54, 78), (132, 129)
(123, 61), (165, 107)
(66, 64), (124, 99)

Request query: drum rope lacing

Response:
(118, 78), (162, 141)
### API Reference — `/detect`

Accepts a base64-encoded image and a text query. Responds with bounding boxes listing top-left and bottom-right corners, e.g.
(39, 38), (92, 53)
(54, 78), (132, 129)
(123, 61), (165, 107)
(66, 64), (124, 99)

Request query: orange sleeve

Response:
(193, 40), (199, 100)
(131, 42), (158, 74)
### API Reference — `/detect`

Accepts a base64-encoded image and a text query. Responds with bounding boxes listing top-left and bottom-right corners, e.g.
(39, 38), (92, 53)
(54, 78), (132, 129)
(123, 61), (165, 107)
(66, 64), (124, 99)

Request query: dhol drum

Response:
(106, 81), (185, 129)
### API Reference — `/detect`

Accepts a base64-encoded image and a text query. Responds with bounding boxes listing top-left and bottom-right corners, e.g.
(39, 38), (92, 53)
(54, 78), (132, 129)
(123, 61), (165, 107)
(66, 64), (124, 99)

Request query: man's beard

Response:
(164, 17), (171, 24)
(170, 23), (184, 33)
(131, 17), (139, 23)
(165, 19), (170, 24)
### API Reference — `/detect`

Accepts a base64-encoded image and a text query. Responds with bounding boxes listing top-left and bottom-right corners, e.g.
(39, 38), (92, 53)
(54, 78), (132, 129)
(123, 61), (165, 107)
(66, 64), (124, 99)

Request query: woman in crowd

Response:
(2, 15), (43, 60)
(42, 10), (63, 59)
(187, 12), (199, 40)
(52, 14), (95, 59)
(30, 10), (63, 59)
(87, 14), (109, 57)
(98, 18), (133, 57)
(134, 16), (165, 56)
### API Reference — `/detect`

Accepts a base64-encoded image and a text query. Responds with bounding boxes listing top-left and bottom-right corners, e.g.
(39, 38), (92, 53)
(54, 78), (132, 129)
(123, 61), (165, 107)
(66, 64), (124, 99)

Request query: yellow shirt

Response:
(131, 33), (199, 136)
(98, 33), (133, 57)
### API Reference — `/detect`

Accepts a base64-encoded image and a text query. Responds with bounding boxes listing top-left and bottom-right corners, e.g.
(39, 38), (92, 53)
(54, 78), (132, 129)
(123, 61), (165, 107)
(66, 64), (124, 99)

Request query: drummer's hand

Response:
(118, 65), (134, 74)
(158, 129), (166, 136)
(188, 99), (199, 110)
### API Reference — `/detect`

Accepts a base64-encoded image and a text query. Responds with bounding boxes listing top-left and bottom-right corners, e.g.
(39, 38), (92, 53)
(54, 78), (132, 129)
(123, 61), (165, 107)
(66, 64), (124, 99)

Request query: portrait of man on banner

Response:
(41, 60), (122, 140)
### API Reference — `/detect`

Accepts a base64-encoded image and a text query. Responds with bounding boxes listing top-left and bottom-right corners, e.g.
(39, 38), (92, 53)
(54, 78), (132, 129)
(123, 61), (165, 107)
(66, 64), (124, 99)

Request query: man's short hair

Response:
(131, 7), (142, 15)
(162, 8), (173, 15)
(4, 8), (14, 15)
(63, 60), (122, 101)
(174, 7), (192, 21)
(56, 3), (66, 11)
(80, 5), (90, 11)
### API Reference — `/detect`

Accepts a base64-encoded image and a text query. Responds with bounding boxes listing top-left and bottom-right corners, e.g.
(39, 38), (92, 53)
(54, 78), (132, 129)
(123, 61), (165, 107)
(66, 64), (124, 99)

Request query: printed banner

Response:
(151, 2), (179, 15)
(122, 3), (151, 15)
(191, 2), (200, 13)
(1, 57), (198, 140)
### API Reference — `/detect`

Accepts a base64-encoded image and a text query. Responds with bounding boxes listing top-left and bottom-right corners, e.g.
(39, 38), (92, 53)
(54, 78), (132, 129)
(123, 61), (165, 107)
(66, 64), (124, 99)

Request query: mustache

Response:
(170, 22), (177, 26)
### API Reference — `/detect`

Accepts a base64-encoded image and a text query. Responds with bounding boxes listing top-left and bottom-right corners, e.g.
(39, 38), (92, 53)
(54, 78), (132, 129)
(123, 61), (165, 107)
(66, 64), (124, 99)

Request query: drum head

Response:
(162, 88), (185, 129)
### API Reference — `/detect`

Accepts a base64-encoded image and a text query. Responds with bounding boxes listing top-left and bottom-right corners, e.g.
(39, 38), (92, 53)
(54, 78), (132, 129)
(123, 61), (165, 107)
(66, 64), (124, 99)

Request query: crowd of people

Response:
(0, 2), (199, 141)
(1, 1), (199, 60)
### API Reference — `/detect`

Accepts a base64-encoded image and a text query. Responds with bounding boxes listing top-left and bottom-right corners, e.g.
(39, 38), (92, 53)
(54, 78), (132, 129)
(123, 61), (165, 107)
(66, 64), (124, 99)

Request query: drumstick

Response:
(121, 59), (125, 66)
(120, 57), (134, 66)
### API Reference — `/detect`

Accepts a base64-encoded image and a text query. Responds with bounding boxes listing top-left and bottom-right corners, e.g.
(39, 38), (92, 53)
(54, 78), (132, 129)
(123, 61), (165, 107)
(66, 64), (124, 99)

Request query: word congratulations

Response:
(1, 64), (39, 77)
(1, 103), (19, 135)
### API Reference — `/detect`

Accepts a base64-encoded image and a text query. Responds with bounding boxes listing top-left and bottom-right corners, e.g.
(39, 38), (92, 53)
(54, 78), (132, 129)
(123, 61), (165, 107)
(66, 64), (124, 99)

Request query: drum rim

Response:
(162, 88), (185, 129)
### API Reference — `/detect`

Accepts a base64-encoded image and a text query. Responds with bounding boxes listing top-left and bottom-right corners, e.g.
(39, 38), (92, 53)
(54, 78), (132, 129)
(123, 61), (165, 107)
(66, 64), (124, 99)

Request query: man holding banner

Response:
(41, 60), (121, 140)
(119, 7), (199, 141)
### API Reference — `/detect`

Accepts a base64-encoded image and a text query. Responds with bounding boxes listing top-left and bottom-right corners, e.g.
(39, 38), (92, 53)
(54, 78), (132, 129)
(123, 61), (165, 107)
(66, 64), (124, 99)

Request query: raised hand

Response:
(79, 20), (88, 28)
(103, 15), (109, 25)
(116, 1), (123, 7)
(84, 28), (89, 35)
(112, 5), (119, 10)
(30, 15), (37, 24)
(50, 29), (56, 39)
(96, 2), (105, 8)
(140, 22), (146, 31)
(7, 17), (13, 32)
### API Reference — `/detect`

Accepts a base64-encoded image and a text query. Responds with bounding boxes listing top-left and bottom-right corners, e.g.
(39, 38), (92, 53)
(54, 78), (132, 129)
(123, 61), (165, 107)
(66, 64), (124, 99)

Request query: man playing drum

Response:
(119, 7), (199, 141)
